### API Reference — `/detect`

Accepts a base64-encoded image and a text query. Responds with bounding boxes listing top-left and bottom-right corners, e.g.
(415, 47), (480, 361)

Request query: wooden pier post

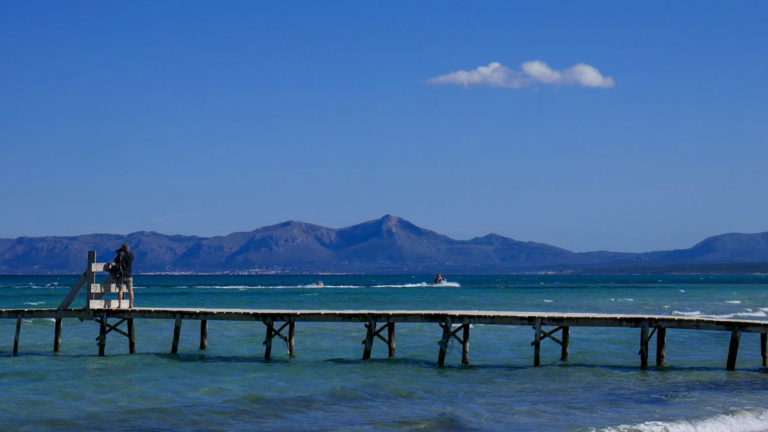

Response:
(362, 319), (376, 360)
(437, 318), (452, 366)
(727, 328), (741, 371)
(533, 319), (542, 367)
(171, 316), (182, 354)
(656, 327), (666, 367)
(263, 318), (273, 360)
(199, 320), (208, 350)
(560, 326), (570, 361)
(98, 313), (106, 356)
(639, 321), (649, 369)
(387, 322), (395, 358)
(127, 318), (136, 354)
(53, 318), (62, 353)
(761, 333), (767, 367)
(13, 317), (22, 356)
(461, 323), (470, 365)
(288, 320), (295, 358)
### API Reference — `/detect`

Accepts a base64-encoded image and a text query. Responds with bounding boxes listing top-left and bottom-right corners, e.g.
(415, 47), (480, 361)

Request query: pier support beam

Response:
(288, 321), (295, 358)
(761, 333), (767, 367)
(199, 320), (208, 350)
(262, 318), (292, 360)
(13, 317), (21, 356)
(727, 328), (741, 371)
(360, 320), (396, 360)
(98, 313), (106, 356)
(362, 319), (376, 360)
(656, 327), (666, 367)
(435, 321), (470, 366)
(531, 325), (568, 364)
(533, 319), (542, 366)
(461, 323), (470, 365)
(561, 326), (570, 361)
(639, 321), (649, 369)
(437, 318), (452, 366)
(264, 318), (274, 360)
(171, 316), (182, 354)
(127, 318), (135, 354)
(53, 318), (62, 353)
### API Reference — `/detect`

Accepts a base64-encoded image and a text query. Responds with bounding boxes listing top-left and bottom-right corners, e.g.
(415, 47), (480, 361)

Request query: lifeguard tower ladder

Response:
(57, 250), (135, 355)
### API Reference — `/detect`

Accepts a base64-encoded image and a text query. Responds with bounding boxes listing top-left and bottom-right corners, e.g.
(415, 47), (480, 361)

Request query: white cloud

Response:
(428, 60), (615, 89)
(521, 60), (561, 84)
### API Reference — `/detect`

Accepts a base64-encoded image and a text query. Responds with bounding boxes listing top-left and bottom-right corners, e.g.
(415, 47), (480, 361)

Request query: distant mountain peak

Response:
(3, 218), (768, 274)
(279, 220), (306, 227)
(378, 214), (401, 224)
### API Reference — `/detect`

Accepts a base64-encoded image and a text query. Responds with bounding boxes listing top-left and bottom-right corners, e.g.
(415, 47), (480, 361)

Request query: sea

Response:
(1, 274), (768, 432)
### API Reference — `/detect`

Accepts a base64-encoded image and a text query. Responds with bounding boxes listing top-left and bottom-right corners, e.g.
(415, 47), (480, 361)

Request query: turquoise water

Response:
(2, 274), (768, 431)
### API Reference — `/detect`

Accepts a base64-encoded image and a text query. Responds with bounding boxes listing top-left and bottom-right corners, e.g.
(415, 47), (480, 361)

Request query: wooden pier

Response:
(3, 251), (768, 370)
(2, 307), (768, 370)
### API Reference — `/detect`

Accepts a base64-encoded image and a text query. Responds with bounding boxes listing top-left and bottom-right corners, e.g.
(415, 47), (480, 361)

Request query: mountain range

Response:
(2, 215), (768, 274)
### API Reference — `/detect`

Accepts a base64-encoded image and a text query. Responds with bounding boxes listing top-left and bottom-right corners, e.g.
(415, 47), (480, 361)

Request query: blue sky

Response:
(1, 1), (766, 252)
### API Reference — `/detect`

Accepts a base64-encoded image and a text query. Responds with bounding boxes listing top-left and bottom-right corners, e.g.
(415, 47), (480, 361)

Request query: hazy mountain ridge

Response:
(1, 215), (768, 274)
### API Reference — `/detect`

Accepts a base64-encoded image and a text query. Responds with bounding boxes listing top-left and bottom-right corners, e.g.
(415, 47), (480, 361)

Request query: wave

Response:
(672, 310), (702, 317)
(372, 281), (461, 288)
(710, 311), (768, 319)
(197, 285), (362, 289)
(725, 300), (742, 304)
(23, 301), (45, 306)
(672, 310), (768, 319)
(596, 408), (768, 432)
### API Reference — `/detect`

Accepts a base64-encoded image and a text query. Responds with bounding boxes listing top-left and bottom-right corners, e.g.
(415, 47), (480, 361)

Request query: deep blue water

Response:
(2, 274), (768, 431)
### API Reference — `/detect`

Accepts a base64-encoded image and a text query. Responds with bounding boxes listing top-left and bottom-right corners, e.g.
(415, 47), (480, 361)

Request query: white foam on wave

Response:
(672, 310), (702, 317)
(725, 300), (742, 304)
(543, 299), (553, 303)
(434, 281), (460, 287)
(679, 289), (686, 293)
(373, 282), (430, 288)
(672, 310), (768, 319)
(709, 311), (768, 319)
(198, 285), (362, 290)
(23, 301), (45, 306)
(372, 281), (461, 288)
(596, 408), (768, 432)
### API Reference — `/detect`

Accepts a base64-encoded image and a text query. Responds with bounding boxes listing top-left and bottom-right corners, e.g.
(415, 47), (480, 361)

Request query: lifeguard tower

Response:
(57, 250), (135, 354)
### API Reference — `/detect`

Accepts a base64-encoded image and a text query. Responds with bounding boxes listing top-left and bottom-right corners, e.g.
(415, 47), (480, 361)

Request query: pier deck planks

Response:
(2, 307), (768, 332)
